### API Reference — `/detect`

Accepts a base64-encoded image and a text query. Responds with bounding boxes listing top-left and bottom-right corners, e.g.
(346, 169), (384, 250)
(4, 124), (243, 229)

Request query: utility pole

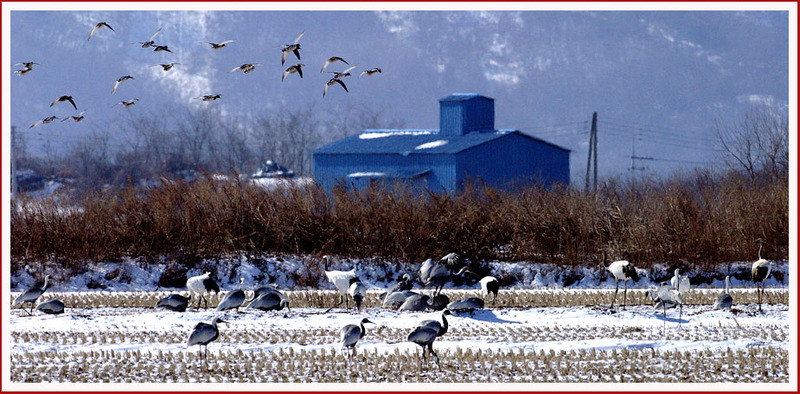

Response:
(629, 131), (649, 184)
(584, 112), (598, 192)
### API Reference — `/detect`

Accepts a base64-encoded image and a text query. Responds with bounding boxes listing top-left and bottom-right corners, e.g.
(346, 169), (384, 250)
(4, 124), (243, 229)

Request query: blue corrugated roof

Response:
(314, 129), (570, 155)
(440, 93), (489, 102)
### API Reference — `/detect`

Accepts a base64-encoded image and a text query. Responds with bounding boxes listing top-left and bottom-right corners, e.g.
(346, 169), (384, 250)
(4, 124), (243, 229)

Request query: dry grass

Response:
(11, 170), (788, 277)
(10, 345), (788, 383)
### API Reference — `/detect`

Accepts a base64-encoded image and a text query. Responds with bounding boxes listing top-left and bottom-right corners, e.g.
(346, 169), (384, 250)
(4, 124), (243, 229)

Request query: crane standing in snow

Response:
(322, 255), (360, 310)
(713, 275), (733, 310)
(339, 318), (374, 359)
(751, 239), (772, 313)
(13, 275), (51, 315)
(186, 272), (220, 310)
(604, 251), (640, 309)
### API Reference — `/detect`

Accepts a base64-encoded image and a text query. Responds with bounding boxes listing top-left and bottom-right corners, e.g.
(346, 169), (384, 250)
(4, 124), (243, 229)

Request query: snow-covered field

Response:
(7, 287), (791, 386)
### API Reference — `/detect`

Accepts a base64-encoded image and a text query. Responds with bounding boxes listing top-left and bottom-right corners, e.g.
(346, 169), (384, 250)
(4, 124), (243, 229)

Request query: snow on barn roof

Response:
(314, 129), (570, 155)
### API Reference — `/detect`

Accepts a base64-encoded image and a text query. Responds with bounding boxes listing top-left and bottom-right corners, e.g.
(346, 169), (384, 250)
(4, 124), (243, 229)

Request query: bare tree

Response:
(714, 106), (788, 181)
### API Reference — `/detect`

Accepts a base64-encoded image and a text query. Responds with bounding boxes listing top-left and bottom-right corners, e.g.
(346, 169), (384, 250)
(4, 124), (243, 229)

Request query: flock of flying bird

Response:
(16, 21), (383, 129)
(12, 240), (775, 370)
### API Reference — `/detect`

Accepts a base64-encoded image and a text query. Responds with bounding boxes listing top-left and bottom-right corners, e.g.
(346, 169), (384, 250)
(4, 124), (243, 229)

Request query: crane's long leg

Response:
(610, 280), (619, 308)
(623, 280), (628, 308)
(678, 303), (683, 329)
(428, 343), (440, 370)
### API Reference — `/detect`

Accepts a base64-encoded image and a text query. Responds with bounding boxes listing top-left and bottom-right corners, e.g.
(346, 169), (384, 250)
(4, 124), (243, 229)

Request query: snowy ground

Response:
(7, 287), (791, 386)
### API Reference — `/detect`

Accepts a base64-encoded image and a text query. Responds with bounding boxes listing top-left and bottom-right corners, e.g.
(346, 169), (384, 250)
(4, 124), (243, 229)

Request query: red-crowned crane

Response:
(323, 255), (359, 309)
(349, 278), (367, 313)
(751, 239), (772, 312)
(604, 251), (640, 309)
(656, 282), (684, 330)
(480, 276), (500, 306)
(186, 272), (219, 310)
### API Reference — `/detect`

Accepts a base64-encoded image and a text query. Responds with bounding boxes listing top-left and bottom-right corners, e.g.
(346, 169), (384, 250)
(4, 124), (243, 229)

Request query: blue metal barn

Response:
(313, 93), (570, 193)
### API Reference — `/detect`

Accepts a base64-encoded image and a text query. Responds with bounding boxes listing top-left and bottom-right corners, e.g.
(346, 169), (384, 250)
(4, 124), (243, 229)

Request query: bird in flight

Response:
(361, 67), (382, 77)
(202, 40), (235, 50)
(112, 75), (135, 94)
(320, 56), (349, 73)
(30, 116), (59, 129)
(197, 94), (222, 102)
(133, 27), (162, 48)
(281, 31), (304, 66)
(229, 63), (263, 74)
(152, 63), (180, 71)
(323, 77), (348, 98)
(282, 64), (305, 82)
(13, 61), (39, 75)
(62, 110), (87, 123)
(50, 95), (78, 111)
(88, 22), (115, 40)
(326, 65), (358, 79)
(115, 98), (140, 108)
(153, 45), (173, 53)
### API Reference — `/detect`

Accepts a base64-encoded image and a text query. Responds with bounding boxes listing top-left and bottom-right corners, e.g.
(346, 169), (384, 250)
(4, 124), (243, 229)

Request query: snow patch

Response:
(414, 140), (448, 150)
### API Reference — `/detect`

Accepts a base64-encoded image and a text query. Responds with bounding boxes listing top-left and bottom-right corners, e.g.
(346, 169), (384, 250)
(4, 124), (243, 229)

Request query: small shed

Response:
(313, 93), (570, 193)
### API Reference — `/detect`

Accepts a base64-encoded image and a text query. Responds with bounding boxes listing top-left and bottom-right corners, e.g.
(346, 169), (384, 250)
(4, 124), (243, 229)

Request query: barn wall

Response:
(454, 133), (570, 190)
(313, 153), (457, 193)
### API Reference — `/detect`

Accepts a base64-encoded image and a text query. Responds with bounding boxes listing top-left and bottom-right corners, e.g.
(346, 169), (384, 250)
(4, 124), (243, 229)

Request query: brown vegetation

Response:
(11, 169), (787, 275)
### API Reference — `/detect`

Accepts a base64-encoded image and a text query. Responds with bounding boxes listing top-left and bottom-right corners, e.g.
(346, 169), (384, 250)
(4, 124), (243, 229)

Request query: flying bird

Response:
(202, 40), (235, 49)
(153, 45), (173, 53)
(152, 63), (180, 71)
(13, 62), (39, 75)
(197, 94), (222, 102)
(360, 67), (382, 76)
(282, 64), (305, 82)
(114, 98), (140, 108)
(133, 27), (162, 48)
(280, 31), (304, 65)
(61, 110), (87, 123)
(323, 78), (348, 98)
(14, 67), (34, 76)
(50, 95), (78, 111)
(229, 63), (262, 74)
(320, 56), (349, 73)
(88, 22), (115, 40)
(326, 65), (358, 79)
(30, 116), (59, 128)
(13, 61), (39, 69)
(111, 75), (135, 94)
